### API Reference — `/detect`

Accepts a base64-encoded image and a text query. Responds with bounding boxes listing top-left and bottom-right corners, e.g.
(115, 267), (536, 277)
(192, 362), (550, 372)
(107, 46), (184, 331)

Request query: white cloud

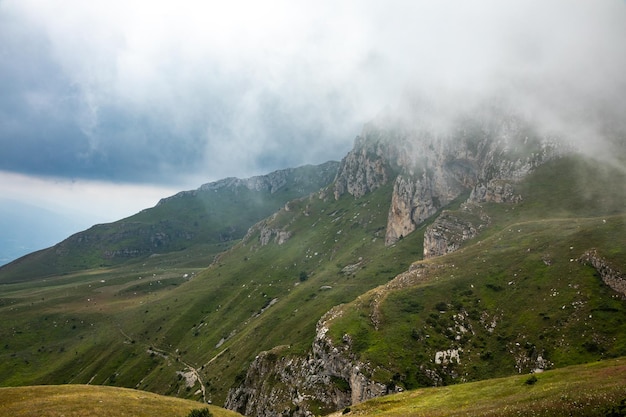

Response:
(4, 0), (624, 183)
(1, 0), (625, 263)
(0, 170), (180, 225)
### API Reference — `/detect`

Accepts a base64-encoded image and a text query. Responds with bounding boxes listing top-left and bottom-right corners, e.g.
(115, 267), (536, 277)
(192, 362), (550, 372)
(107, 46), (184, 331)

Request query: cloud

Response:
(1, 0), (625, 264)
(0, 170), (178, 222)
(1, 0), (625, 186)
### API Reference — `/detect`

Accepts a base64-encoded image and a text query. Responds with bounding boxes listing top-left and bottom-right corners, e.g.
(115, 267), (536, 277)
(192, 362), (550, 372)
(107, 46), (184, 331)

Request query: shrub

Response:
(187, 408), (212, 417)
(524, 374), (538, 385)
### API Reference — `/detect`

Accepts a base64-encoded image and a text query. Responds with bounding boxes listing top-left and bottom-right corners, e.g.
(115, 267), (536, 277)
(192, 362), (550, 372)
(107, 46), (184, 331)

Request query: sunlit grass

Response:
(0, 384), (242, 417)
(332, 358), (626, 416)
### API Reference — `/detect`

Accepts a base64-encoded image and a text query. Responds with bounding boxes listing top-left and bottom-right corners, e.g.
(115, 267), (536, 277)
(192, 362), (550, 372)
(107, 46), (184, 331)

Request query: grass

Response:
(0, 153), (625, 413)
(325, 155), (626, 390)
(328, 357), (626, 416)
(0, 162), (338, 282)
(0, 384), (242, 417)
(0, 182), (423, 405)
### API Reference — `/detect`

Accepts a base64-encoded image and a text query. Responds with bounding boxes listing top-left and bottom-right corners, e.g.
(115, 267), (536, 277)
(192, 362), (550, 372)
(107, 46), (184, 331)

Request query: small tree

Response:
(299, 271), (308, 282)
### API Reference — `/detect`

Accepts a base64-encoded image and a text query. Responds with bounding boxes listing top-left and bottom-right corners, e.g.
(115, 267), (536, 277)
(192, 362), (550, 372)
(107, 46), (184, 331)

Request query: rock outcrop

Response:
(259, 227), (292, 246)
(225, 308), (391, 417)
(333, 111), (561, 246)
(580, 249), (626, 297)
(161, 161), (340, 203)
(423, 203), (490, 258)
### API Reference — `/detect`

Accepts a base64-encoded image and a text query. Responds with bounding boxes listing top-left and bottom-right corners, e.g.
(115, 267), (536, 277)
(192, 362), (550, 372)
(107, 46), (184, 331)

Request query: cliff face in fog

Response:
(333, 110), (562, 246)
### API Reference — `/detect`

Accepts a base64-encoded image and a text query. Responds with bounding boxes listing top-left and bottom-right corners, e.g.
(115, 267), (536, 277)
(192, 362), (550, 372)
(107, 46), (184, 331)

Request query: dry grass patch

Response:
(332, 358), (626, 417)
(0, 384), (242, 417)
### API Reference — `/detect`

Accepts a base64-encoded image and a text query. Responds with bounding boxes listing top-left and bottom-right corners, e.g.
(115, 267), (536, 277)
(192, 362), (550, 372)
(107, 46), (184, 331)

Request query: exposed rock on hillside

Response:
(225, 308), (391, 417)
(259, 227), (292, 246)
(160, 161), (340, 203)
(469, 179), (521, 204)
(333, 125), (398, 199)
(333, 112), (561, 246)
(423, 203), (490, 259)
(580, 249), (626, 297)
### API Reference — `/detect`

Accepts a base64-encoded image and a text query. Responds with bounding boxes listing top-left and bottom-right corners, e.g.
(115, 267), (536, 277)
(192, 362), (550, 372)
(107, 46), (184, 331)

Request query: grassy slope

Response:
(0, 182), (428, 405)
(0, 163), (338, 282)
(0, 384), (241, 417)
(1, 155), (625, 411)
(325, 155), (626, 390)
(329, 357), (626, 417)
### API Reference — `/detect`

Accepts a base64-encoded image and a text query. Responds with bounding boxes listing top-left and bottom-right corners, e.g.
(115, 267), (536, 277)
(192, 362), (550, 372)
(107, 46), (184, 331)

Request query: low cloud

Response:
(0, 0), (624, 186)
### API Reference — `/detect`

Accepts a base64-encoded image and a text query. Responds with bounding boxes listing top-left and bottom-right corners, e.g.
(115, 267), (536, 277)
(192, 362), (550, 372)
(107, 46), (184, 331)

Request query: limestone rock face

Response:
(259, 226), (292, 246)
(333, 125), (402, 199)
(161, 161), (340, 203)
(334, 111), (561, 246)
(225, 308), (391, 417)
(580, 249), (626, 297)
(423, 204), (490, 259)
(469, 180), (521, 204)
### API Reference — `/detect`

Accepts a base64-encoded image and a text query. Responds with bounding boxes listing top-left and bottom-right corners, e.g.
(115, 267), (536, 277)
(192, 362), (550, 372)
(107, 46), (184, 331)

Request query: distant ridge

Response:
(0, 161), (339, 282)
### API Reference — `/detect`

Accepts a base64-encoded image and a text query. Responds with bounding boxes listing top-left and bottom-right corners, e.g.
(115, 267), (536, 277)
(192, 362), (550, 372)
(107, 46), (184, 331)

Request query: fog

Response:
(2, 0), (624, 184)
(0, 0), (625, 263)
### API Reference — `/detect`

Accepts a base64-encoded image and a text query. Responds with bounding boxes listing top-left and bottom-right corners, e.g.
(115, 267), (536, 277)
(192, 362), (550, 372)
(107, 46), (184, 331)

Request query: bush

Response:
(187, 408), (212, 417)
(524, 374), (538, 385)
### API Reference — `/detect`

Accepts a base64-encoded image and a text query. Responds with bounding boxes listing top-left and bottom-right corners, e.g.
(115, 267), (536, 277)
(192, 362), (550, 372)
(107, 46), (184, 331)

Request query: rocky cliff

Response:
(333, 111), (561, 246)
(580, 249), (626, 297)
(423, 203), (490, 259)
(225, 308), (392, 417)
(160, 161), (340, 203)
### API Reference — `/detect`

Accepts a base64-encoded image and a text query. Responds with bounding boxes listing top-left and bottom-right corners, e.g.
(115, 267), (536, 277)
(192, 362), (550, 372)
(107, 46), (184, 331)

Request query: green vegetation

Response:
(0, 385), (239, 417)
(329, 358), (626, 417)
(0, 181), (422, 405)
(0, 153), (625, 415)
(187, 408), (213, 417)
(0, 162), (338, 282)
(326, 156), (626, 389)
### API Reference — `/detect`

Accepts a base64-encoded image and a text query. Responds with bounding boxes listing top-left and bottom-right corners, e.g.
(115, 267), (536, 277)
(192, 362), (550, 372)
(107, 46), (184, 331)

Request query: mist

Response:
(1, 0), (625, 264)
(2, 0), (624, 185)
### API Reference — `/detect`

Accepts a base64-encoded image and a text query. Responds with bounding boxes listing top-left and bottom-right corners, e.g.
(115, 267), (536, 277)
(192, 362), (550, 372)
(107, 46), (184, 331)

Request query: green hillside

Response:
(0, 161), (339, 282)
(325, 155), (626, 389)
(0, 179), (423, 405)
(328, 357), (626, 417)
(0, 153), (625, 415)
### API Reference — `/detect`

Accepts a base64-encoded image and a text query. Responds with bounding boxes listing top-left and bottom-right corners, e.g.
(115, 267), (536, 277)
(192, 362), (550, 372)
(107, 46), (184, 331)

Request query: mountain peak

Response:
(334, 109), (563, 245)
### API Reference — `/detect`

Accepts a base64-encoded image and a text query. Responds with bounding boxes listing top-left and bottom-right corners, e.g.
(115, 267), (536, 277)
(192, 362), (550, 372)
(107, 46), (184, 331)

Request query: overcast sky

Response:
(1, 0), (625, 263)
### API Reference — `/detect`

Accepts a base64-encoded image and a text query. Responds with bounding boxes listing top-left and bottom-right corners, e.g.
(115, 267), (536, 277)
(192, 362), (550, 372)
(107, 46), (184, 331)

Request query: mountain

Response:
(1, 104), (625, 417)
(0, 161), (339, 283)
(224, 114), (626, 416)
